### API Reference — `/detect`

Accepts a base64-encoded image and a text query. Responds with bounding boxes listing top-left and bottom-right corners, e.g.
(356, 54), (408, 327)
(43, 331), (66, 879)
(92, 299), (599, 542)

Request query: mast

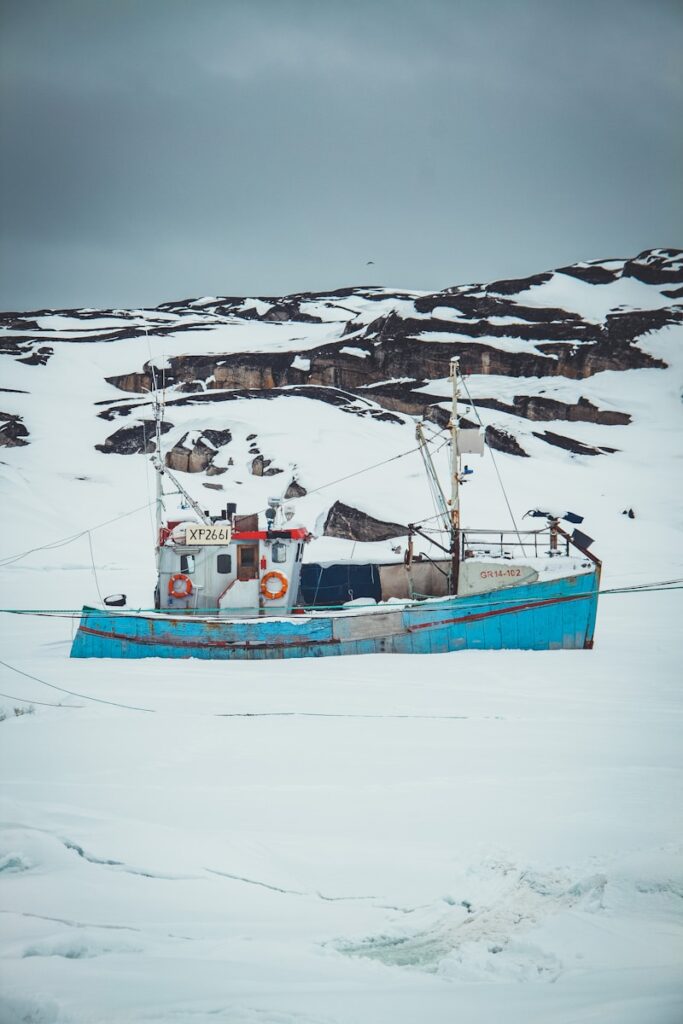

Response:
(449, 356), (461, 594)
(153, 389), (164, 572)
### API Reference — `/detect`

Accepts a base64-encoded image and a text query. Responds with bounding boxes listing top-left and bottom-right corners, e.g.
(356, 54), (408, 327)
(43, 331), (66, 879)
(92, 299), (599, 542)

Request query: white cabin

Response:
(156, 506), (307, 616)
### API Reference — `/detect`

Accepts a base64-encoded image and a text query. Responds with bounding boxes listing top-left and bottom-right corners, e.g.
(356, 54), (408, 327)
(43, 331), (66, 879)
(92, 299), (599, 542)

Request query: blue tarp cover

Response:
(299, 563), (382, 606)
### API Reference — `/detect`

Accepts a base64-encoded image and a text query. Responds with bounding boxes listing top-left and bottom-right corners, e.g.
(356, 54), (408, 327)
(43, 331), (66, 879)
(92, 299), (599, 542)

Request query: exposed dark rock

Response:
(164, 430), (229, 473)
(380, 311), (596, 342)
(532, 430), (618, 456)
(17, 345), (54, 366)
(284, 479), (307, 499)
(536, 339), (665, 378)
(414, 291), (583, 325)
(370, 409), (404, 423)
(97, 384), (404, 427)
(0, 412), (29, 447)
(353, 380), (429, 418)
(0, 315), (41, 330)
(105, 369), (152, 393)
(605, 306), (681, 345)
(156, 294), (324, 324)
(102, 293), (673, 406)
(622, 249), (683, 286)
(0, 337), (32, 357)
(7, 250), (679, 472)
(201, 428), (232, 448)
(556, 263), (620, 285)
(262, 300), (322, 323)
(251, 454), (283, 477)
(424, 404), (450, 429)
(323, 501), (407, 542)
(473, 395), (630, 425)
(106, 349), (309, 394)
(484, 271), (554, 295)
(485, 426), (528, 457)
(1, 317), (216, 348)
(95, 420), (173, 455)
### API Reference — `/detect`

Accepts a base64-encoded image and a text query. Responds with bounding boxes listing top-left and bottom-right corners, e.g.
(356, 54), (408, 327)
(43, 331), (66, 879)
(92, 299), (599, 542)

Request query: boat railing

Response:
(459, 524), (600, 565)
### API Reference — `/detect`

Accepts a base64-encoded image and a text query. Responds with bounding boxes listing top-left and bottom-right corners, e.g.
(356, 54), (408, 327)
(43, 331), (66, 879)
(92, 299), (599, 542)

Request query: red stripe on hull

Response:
(407, 589), (592, 633)
(77, 624), (340, 652)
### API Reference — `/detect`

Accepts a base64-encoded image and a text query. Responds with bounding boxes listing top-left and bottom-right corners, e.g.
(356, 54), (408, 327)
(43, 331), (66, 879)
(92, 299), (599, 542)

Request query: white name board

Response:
(458, 560), (538, 596)
(186, 524), (232, 545)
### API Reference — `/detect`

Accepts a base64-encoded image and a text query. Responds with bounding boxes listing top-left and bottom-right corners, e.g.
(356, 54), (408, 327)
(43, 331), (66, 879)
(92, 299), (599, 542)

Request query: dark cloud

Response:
(1, 0), (681, 309)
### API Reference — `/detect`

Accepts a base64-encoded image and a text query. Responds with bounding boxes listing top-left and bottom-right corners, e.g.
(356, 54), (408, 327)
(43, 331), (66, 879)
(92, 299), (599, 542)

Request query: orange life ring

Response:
(168, 573), (193, 598)
(260, 570), (288, 601)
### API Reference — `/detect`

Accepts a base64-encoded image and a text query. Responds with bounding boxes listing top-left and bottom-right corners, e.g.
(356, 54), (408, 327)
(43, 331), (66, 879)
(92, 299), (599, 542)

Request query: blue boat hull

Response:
(70, 572), (599, 659)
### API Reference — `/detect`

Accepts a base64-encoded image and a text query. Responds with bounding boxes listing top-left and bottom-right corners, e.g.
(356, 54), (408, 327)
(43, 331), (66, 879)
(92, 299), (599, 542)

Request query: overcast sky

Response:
(1, 0), (681, 310)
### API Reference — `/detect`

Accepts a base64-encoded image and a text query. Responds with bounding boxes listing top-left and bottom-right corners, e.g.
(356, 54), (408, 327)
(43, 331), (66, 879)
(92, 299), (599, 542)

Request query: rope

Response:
(0, 577), (680, 619)
(0, 689), (82, 709)
(0, 658), (154, 713)
(0, 580), (680, 718)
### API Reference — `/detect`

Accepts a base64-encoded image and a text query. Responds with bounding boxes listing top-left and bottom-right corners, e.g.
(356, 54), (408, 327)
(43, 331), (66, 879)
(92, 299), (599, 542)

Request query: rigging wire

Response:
(247, 422), (452, 520)
(1, 575), (681, 717)
(255, 439), (430, 514)
(86, 531), (105, 606)
(0, 501), (156, 569)
(0, 403), (446, 570)
(140, 417), (156, 543)
(0, 577), (680, 621)
(459, 374), (527, 551)
(416, 425), (449, 532)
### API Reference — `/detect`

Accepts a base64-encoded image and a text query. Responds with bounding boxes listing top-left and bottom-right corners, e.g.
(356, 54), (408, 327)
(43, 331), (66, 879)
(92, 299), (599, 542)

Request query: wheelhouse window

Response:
(180, 554), (195, 573)
(217, 553), (232, 574)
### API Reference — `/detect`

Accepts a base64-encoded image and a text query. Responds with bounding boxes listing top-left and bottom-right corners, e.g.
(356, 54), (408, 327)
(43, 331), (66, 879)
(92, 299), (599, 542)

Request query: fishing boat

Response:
(70, 359), (601, 659)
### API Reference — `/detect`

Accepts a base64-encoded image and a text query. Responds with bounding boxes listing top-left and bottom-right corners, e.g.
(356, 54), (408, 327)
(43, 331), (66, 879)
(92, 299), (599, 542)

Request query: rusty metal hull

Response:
(70, 571), (599, 659)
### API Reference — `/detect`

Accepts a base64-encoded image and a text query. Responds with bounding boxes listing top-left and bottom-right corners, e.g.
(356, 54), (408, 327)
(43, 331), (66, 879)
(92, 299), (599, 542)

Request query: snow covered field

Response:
(1, 590), (682, 1023)
(1, 257), (682, 1021)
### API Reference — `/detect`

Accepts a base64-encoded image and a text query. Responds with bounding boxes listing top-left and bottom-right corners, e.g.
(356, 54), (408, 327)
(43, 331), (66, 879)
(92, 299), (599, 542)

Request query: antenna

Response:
(152, 456), (212, 526)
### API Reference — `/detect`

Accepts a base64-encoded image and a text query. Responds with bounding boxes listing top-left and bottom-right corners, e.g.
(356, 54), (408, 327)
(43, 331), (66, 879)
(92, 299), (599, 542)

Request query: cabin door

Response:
(237, 543), (259, 581)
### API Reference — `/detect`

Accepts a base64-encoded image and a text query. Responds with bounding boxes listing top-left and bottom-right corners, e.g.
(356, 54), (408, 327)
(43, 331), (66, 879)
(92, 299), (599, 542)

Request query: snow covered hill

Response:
(0, 250), (682, 1023)
(1, 246), (682, 604)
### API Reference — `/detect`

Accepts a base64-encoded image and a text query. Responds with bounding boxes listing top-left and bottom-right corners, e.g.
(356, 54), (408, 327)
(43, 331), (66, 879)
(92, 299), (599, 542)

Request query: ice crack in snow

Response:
(205, 867), (375, 902)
